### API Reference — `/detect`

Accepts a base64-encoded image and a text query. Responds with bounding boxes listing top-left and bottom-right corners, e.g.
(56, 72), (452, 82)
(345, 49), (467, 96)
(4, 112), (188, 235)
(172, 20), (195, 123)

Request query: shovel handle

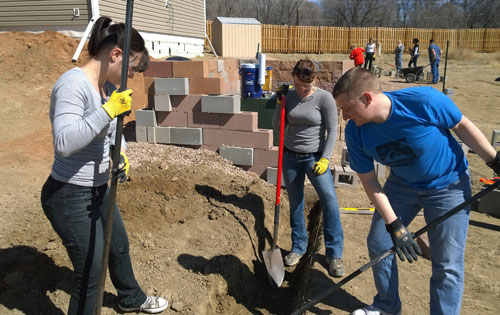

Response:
(276, 95), (286, 205)
(290, 179), (500, 315)
(271, 95), (286, 250)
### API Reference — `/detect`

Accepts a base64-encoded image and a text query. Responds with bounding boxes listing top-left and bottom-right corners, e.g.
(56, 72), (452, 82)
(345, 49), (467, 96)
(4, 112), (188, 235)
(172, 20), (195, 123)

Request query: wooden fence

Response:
(205, 21), (500, 54)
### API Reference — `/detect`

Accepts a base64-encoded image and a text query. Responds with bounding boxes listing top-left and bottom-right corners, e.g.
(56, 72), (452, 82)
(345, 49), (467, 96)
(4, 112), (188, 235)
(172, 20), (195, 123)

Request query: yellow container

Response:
(263, 67), (272, 91)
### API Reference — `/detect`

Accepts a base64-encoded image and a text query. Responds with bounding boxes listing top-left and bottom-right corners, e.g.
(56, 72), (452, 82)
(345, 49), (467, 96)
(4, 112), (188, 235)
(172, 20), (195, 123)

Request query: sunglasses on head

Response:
(293, 68), (314, 77)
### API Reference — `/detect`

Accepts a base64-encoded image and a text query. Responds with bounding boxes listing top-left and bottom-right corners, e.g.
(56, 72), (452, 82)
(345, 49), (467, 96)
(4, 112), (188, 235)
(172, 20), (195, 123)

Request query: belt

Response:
(283, 146), (320, 157)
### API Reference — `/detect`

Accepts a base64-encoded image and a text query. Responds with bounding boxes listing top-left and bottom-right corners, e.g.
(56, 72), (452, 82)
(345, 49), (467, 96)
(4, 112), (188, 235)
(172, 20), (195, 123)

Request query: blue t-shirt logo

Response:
(376, 138), (418, 167)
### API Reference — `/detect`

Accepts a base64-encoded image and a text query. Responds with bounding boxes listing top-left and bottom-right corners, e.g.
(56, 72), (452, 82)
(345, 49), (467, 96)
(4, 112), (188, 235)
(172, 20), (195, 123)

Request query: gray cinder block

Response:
(136, 126), (147, 142)
(341, 147), (350, 167)
(154, 95), (172, 111)
(478, 188), (500, 218)
(147, 127), (156, 143)
(154, 78), (189, 96)
(170, 127), (202, 145)
(201, 95), (241, 114)
(155, 127), (171, 144)
(266, 167), (285, 187)
(491, 130), (500, 149)
(374, 162), (387, 179)
(333, 165), (359, 188)
(135, 109), (157, 127)
(219, 146), (253, 166)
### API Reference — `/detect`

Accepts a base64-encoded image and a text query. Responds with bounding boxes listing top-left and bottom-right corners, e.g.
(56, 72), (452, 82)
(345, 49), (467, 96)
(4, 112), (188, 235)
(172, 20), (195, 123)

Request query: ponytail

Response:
(87, 16), (147, 57)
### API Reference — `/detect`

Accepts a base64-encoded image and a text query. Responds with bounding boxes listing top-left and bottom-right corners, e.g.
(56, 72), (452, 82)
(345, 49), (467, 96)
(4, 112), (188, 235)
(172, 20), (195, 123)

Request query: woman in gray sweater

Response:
(41, 16), (167, 314)
(272, 59), (345, 277)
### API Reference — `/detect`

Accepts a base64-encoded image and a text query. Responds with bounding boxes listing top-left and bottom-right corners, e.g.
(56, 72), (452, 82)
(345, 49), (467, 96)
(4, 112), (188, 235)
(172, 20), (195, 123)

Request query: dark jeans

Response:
(430, 60), (440, 83)
(364, 52), (374, 71)
(408, 54), (419, 67)
(41, 176), (146, 315)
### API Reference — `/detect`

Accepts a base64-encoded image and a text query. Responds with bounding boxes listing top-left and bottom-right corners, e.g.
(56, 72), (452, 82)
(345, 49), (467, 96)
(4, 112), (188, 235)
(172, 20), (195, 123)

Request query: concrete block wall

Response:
(136, 59), (279, 179)
(136, 59), (350, 182)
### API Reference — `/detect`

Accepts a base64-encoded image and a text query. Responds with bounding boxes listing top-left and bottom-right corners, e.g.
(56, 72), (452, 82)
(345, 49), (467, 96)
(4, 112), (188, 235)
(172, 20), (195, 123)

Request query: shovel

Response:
(95, 1), (134, 314)
(291, 178), (500, 315)
(262, 94), (287, 288)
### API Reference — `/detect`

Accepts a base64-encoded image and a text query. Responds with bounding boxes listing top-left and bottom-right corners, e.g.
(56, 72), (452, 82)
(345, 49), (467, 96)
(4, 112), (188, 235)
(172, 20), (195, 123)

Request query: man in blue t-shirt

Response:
(332, 67), (500, 315)
(428, 39), (441, 84)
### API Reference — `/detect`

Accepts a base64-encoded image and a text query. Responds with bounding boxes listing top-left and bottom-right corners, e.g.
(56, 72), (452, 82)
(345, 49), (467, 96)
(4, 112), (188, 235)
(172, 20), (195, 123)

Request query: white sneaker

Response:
(119, 296), (169, 314)
(351, 305), (401, 315)
(284, 252), (303, 266)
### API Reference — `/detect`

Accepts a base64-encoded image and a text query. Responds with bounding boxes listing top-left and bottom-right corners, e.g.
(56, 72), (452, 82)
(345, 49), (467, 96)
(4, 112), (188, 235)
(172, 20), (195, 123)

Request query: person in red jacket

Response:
(349, 44), (365, 67)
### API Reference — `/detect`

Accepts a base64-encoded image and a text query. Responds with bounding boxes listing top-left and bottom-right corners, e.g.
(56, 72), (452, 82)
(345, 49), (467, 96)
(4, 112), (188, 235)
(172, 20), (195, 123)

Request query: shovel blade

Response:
(262, 247), (285, 288)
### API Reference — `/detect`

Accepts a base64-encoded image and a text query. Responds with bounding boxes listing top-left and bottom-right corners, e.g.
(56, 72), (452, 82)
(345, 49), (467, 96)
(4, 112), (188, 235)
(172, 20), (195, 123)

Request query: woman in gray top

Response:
(40, 16), (168, 314)
(272, 59), (345, 277)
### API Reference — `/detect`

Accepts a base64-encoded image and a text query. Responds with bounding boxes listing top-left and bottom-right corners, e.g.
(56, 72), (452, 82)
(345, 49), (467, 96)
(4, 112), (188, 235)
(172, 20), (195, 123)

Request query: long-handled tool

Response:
(94, 1), (135, 314)
(291, 178), (500, 315)
(262, 94), (287, 288)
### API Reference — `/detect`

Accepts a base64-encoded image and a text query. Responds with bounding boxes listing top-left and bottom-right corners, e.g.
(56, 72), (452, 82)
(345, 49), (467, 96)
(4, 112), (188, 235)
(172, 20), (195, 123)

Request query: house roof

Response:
(215, 17), (261, 25)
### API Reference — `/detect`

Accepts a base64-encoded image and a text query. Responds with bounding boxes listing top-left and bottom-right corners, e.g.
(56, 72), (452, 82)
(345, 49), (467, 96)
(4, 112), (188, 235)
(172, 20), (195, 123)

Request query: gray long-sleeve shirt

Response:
(272, 88), (338, 160)
(49, 67), (124, 187)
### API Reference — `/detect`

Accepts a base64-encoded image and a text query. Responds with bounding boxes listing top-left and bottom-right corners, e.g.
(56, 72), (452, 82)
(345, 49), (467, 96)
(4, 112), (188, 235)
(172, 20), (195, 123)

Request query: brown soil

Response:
(1, 31), (499, 314)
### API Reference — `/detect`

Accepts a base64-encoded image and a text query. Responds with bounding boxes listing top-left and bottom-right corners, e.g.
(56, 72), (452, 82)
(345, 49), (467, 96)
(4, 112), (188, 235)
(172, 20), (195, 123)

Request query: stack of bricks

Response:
(135, 59), (282, 181)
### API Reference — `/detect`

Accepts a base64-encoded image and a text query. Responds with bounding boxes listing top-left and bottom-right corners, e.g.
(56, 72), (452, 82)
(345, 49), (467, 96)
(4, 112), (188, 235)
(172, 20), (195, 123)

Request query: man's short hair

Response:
(332, 67), (381, 99)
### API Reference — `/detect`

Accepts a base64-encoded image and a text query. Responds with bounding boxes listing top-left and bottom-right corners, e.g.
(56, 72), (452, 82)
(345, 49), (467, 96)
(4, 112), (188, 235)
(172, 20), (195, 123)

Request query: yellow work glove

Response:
(276, 85), (292, 105)
(313, 157), (329, 176)
(101, 89), (133, 119)
(116, 151), (130, 183)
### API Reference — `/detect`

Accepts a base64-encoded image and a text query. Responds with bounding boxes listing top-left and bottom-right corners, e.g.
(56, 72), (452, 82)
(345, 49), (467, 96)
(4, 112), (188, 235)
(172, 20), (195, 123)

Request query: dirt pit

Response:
(1, 31), (500, 314)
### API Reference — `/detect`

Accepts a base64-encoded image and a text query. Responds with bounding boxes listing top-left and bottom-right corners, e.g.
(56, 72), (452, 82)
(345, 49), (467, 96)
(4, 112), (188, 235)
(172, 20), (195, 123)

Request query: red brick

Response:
(234, 129), (273, 149)
(143, 61), (173, 78)
(223, 59), (241, 81)
(156, 111), (188, 127)
(172, 60), (209, 78)
(144, 77), (155, 94)
(220, 112), (257, 131)
(170, 95), (202, 112)
(223, 79), (241, 95)
(188, 112), (220, 129)
(254, 147), (279, 167)
(189, 77), (224, 95)
(203, 128), (236, 146)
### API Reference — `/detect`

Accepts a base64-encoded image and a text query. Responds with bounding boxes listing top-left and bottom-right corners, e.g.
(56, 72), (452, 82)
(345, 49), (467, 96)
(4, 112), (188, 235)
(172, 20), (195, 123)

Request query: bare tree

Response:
(207, 0), (500, 28)
(297, 1), (327, 26)
(462, 0), (500, 28)
(320, 0), (387, 27)
(253, 0), (307, 25)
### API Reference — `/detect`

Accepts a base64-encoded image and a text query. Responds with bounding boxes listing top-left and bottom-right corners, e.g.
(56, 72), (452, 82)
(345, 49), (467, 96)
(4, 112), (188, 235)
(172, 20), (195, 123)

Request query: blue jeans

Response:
(395, 55), (402, 75)
(431, 60), (440, 83)
(282, 150), (344, 259)
(408, 54), (419, 67)
(368, 172), (471, 315)
(41, 176), (146, 315)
